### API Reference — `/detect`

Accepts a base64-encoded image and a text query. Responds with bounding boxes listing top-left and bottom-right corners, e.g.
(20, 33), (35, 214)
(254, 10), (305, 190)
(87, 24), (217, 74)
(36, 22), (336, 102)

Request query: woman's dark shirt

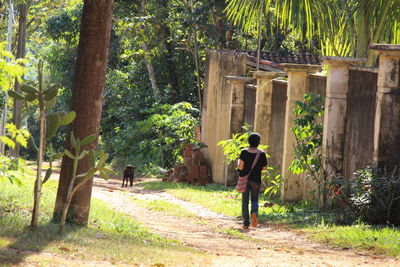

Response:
(239, 148), (268, 184)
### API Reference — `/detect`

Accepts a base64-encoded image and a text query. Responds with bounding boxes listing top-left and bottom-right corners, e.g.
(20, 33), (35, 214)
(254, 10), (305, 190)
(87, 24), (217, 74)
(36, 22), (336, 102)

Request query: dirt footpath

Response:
(92, 178), (400, 267)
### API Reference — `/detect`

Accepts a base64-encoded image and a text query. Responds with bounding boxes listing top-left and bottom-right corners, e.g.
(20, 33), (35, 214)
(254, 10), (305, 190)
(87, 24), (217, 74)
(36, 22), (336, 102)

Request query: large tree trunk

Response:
(139, 0), (159, 101)
(53, 0), (114, 225)
(12, 1), (29, 157)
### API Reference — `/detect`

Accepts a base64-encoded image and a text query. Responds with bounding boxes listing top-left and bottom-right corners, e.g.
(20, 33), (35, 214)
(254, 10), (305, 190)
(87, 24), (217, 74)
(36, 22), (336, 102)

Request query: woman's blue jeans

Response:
(242, 180), (260, 226)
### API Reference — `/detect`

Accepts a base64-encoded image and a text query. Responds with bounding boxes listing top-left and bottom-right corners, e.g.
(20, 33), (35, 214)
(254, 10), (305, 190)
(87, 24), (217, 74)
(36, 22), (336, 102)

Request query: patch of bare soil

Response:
(92, 177), (400, 267)
(2, 247), (118, 267)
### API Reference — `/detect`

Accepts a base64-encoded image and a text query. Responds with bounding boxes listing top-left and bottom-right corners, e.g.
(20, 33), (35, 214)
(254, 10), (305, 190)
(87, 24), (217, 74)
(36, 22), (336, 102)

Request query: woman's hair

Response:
(248, 133), (261, 147)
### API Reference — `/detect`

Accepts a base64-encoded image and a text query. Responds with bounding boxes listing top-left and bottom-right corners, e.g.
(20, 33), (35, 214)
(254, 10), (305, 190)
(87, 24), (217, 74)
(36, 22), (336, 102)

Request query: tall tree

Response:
(139, 0), (159, 101)
(11, 0), (30, 157)
(53, 0), (114, 225)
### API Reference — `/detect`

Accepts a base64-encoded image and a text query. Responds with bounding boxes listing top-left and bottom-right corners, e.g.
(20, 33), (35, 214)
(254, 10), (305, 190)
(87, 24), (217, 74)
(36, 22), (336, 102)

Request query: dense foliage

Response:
(104, 102), (199, 175)
(329, 167), (400, 226)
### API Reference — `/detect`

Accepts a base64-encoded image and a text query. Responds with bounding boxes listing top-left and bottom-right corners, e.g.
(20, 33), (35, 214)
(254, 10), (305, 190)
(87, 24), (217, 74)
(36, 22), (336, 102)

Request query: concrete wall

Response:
(343, 69), (378, 178)
(268, 80), (287, 173)
(201, 50), (247, 184)
(243, 85), (256, 127)
(308, 74), (327, 98)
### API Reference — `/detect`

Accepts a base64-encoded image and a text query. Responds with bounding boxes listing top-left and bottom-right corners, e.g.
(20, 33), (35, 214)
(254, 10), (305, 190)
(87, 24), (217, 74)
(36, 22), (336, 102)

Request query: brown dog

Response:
(122, 165), (136, 187)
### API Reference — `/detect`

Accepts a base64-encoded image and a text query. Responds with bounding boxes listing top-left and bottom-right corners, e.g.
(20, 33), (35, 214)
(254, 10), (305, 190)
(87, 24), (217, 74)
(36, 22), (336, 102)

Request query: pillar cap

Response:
(322, 56), (365, 66)
(281, 63), (321, 73)
(250, 71), (287, 79)
(225, 76), (255, 84)
(370, 44), (400, 55)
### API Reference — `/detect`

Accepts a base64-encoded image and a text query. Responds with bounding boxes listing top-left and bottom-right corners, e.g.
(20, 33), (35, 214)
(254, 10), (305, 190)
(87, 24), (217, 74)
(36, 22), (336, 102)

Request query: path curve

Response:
(92, 177), (400, 267)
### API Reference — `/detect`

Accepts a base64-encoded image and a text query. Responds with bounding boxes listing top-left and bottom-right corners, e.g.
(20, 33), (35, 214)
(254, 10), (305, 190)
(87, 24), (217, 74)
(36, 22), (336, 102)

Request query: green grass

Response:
(219, 227), (250, 240)
(140, 180), (400, 258)
(0, 170), (211, 266)
(140, 181), (243, 217)
(140, 181), (331, 225)
(133, 198), (199, 218)
(308, 224), (400, 256)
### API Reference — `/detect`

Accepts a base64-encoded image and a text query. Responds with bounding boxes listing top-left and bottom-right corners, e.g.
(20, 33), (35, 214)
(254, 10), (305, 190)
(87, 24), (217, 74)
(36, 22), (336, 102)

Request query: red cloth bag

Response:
(236, 150), (261, 193)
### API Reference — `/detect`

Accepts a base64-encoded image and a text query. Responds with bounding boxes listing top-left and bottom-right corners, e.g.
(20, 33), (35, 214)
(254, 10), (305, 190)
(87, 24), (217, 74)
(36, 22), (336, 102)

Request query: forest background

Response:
(0, 0), (399, 176)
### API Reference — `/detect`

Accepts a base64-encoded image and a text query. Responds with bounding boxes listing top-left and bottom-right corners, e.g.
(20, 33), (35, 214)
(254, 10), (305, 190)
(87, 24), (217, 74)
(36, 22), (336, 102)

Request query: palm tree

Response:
(225, 0), (400, 66)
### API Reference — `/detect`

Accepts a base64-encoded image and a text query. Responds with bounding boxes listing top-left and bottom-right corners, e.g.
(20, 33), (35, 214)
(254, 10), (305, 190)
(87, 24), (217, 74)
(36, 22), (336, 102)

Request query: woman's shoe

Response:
(243, 225), (249, 230)
(251, 213), (258, 227)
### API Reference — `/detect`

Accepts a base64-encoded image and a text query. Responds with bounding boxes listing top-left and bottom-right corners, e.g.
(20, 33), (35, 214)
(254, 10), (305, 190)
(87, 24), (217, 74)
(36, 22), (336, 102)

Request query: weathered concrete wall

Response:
(269, 80), (287, 173)
(201, 50), (247, 184)
(343, 69), (377, 178)
(243, 85), (256, 126)
(308, 74), (327, 98)
(281, 64), (321, 201)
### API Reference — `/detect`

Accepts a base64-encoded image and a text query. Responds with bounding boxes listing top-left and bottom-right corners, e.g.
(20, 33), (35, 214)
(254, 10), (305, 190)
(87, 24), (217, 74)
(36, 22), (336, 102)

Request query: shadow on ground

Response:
(0, 222), (80, 265)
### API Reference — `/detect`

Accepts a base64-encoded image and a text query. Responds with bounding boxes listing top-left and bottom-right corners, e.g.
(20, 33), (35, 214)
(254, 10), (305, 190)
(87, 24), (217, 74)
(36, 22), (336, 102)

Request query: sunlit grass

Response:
(308, 224), (400, 257)
(219, 227), (249, 240)
(132, 198), (199, 218)
(0, 170), (211, 266)
(140, 181), (243, 217)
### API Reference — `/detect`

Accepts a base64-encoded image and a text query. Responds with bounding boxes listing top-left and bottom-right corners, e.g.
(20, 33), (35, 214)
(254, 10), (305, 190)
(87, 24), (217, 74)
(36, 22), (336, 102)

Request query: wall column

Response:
(251, 71), (286, 146)
(322, 57), (365, 177)
(224, 76), (254, 186)
(281, 64), (320, 201)
(226, 76), (255, 135)
(370, 44), (400, 170)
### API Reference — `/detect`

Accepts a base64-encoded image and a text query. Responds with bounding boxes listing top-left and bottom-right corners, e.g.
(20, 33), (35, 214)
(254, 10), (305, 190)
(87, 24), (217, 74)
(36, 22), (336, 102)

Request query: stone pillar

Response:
(280, 64), (320, 201)
(251, 71), (286, 145)
(322, 57), (365, 177)
(225, 76), (255, 134)
(370, 44), (400, 170)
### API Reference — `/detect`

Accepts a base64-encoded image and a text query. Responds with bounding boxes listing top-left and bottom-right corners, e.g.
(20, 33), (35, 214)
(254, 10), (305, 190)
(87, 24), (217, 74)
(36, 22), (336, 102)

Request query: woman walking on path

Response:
(237, 133), (268, 229)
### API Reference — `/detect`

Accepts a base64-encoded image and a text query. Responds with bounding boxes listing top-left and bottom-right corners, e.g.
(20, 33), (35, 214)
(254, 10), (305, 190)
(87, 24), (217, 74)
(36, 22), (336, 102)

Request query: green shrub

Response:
(289, 93), (326, 207)
(329, 166), (400, 225)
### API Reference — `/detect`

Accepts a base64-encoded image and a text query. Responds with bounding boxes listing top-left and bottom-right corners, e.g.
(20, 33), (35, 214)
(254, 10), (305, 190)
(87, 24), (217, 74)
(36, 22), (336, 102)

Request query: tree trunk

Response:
(12, 1), (29, 157)
(189, 0), (202, 112)
(30, 108), (45, 228)
(212, 0), (226, 49)
(53, 0), (114, 225)
(157, 1), (180, 103)
(141, 42), (159, 101)
(139, 0), (159, 101)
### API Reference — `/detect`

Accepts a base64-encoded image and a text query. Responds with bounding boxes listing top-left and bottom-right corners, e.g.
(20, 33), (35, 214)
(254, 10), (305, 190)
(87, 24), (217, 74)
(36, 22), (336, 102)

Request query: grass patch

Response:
(308, 224), (400, 256)
(0, 170), (211, 266)
(133, 198), (199, 218)
(219, 227), (249, 240)
(140, 180), (400, 258)
(140, 181), (243, 217)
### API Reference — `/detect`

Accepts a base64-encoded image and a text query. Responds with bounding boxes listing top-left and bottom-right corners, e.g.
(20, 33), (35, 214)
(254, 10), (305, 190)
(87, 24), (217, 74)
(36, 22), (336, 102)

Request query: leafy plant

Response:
(328, 166), (400, 226)
(0, 123), (30, 150)
(289, 93), (326, 207)
(59, 132), (114, 232)
(217, 124), (264, 165)
(0, 123), (30, 186)
(262, 167), (283, 197)
(0, 42), (26, 91)
(8, 61), (76, 228)
(0, 156), (26, 186)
